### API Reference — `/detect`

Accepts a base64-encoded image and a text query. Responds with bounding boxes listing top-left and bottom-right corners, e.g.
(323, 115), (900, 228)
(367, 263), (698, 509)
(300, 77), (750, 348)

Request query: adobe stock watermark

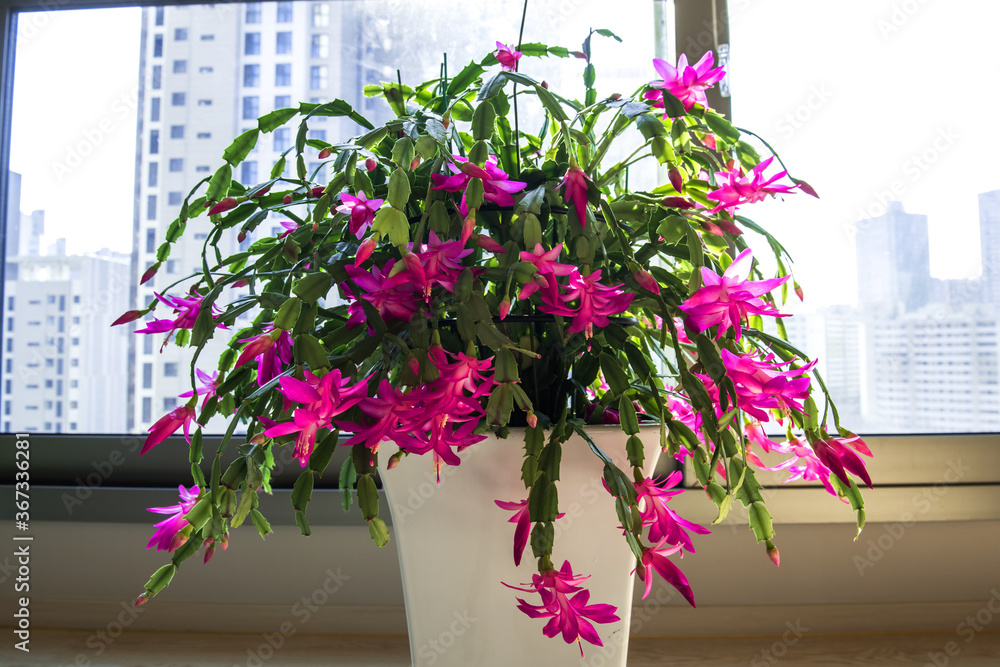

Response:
(415, 610), (477, 666)
(877, 0), (933, 40)
(579, 582), (681, 666)
(238, 567), (351, 667)
(924, 588), (1000, 667)
(853, 458), (970, 576)
(749, 619), (810, 666)
(775, 85), (834, 139)
(851, 126), (959, 234)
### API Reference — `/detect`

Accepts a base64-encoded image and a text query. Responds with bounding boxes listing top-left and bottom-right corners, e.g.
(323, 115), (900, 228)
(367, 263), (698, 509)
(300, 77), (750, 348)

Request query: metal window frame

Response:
(0, 0), (995, 526)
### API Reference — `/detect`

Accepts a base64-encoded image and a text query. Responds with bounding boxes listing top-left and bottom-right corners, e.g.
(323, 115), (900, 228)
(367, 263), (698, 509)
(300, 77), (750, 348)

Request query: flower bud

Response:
(410, 156), (422, 171)
(794, 282), (804, 301)
(633, 268), (660, 295)
(661, 197), (694, 210)
(474, 234), (505, 253)
(668, 167), (684, 193)
(112, 309), (145, 326)
(232, 278), (250, 288)
(311, 186), (326, 198)
(526, 412), (538, 428)
(250, 185), (270, 199)
(766, 539), (780, 567)
(408, 356), (420, 377)
(140, 262), (160, 285)
(283, 194), (293, 205)
(365, 158), (377, 171)
(355, 238), (376, 267)
(703, 133), (717, 150)
(609, 92), (621, 100)
(237, 231), (246, 243)
(318, 147), (332, 159)
(209, 197), (239, 216)
(134, 592), (150, 607)
(387, 451), (404, 469)
(499, 298), (511, 320)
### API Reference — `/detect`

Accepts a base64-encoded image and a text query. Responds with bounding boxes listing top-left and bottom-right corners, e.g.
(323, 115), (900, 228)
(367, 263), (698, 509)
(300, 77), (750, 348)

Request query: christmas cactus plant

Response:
(119, 33), (872, 653)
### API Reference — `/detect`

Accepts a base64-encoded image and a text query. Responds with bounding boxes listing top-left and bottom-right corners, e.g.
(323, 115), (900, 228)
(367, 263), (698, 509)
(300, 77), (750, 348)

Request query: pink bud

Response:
(474, 234), (505, 253)
(220, 537), (228, 551)
(134, 592), (150, 607)
(460, 215), (475, 244)
(354, 238), (376, 267)
(766, 541), (780, 567)
(311, 186), (325, 198)
(250, 185), (271, 199)
(703, 133), (717, 150)
(661, 197), (695, 210)
(668, 167), (684, 193)
(140, 263), (160, 285)
(634, 269), (660, 295)
(232, 278), (250, 288)
(526, 412), (538, 428)
(365, 158), (377, 171)
(499, 298), (511, 320)
(794, 283), (804, 301)
(283, 194), (293, 205)
(541, 81), (549, 90)
(237, 231), (247, 243)
(387, 452), (403, 469)
(609, 92), (621, 100)
(112, 310), (144, 326)
(572, 51), (587, 59)
(209, 197), (238, 216)
(408, 356), (420, 377)
(795, 179), (819, 198)
(318, 147), (331, 159)
(410, 156), (422, 170)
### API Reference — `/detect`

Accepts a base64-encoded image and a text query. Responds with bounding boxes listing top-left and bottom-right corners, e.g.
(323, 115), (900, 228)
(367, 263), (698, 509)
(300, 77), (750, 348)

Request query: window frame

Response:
(0, 0), (994, 525)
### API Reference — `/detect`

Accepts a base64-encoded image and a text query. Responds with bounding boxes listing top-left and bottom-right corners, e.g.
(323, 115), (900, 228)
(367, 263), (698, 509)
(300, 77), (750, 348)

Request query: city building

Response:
(855, 201), (932, 316)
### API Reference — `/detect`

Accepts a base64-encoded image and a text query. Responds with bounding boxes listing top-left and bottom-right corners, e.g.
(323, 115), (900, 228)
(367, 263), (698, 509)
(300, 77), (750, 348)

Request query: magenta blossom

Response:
(539, 269), (634, 340)
(337, 379), (413, 452)
(236, 326), (294, 388)
(495, 499), (531, 567)
(178, 369), (219, 409)
(637, 541), (696, 606)
(146, 484), (200, 552)
(493, 41), (522, 71)
(518, 243), (577, 302)
(764, 435), (839, 497)
(634, 471), (710, 552)
(701, 349), (817, 423)
(707, 157), (799, 212)
(504, 561), (620, 656)
(336, 190), (384, 239)
(812, 436), (874, 490)
(560, 166), (591, 228)
(408, 231), (474, 295)
(142, 404), (196, 455)
(134, 290), (219, 335)
(644, 51), (726, 114)
(430, 156), (526, 215)
(678, 248), (789, 340)
(344, 260), (420, 329)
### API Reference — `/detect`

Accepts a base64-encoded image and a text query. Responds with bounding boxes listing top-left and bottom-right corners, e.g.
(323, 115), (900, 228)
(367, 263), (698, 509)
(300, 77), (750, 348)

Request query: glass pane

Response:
(730, 1), (1000, 433)
(4, 0), (657, 435)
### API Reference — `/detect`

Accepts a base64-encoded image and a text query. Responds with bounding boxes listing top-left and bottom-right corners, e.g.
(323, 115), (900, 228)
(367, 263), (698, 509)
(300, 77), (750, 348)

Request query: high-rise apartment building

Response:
(855, 201), (932, 316)
(979, 189), (1000, 304)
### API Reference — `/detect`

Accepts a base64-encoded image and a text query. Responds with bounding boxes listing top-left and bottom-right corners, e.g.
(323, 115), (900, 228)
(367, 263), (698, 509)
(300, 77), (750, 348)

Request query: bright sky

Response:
(9, 0), (1000, 312)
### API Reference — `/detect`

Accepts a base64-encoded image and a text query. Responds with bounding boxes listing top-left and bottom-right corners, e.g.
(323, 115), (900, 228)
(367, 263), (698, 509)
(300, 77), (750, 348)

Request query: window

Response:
(241, 161), (258, 184)
(276, 31), (292, 55)
(150, 129), (159, 154)
(174, 27), (187, 41)
(163, 363), (178, 377)
(275, 94), (291, 109)
(166, 260), (177, 274)
(151, 65), (161, 90)
(242, 96), (259, 120)
(150, 97), (160, 122)
(200, 34), (214, 41)
(308, 129), (326, 142)
(196, 165), (210, 172)
(148, 161), (158, 187)
(152, 34), (162, 58)
(171, 92), (186, 106)
(275, 63), (291, 87)
(168, 192), (183, 206)
(142, 397), (152, 424)
(274, 127), (291, 152)
(163, 397), (177, 411)
(146, 195), (157, 220)
(245, 2), (261, 23)
(142, 363), (153, 389)
(154, 6), (164, 26)
(173, 59), (186, 74)
(170, 125), (184, 139)
(277, 1), (293, 22)
(169, 158), (183, 172)
(309, 65), (327, 90)
(311, 34), (328, 58)
(197, 99), (212, 106)
(243, 63), (260, 87)
(146, 229), (156, 253)
(244, 32), (261, 55)
(311, 3), (329, 27)
(199, 66), (214, 74)
(196, 132), (211, 139)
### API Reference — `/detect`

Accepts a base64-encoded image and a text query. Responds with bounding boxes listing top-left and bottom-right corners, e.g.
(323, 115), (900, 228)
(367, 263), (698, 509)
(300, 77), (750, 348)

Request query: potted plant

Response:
(117, 31), (872, 666)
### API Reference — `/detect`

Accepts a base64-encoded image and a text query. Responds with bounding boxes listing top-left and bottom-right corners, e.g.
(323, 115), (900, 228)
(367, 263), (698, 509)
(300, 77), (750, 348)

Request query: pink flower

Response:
(560, 166), (591, 228)
(430, 156), (526, 215)
(410, 231), (474, 295)
(134, 290), (218, 335)
(539, 269), (634, 340)
(142, 404), (196, 455)
(812, 436), (873, 490)
(644, 52), (726, 114)
(634, 471), (710, 552)
(495, 499), (532, 567)
(336, 190), (384, 239)
(701, 350), (816, 423)
(707, 157), (798, 213)
(344, 260), (420, 328)
(678, 249), (789, 341)
(518, 243), (577, 302)
(337, 379), (412, 452)
(178, 369), (220, 409)
(494, 41), (522, 71)
(504, 561), (620, 656)
(638, 542), (696, 606)
(236, 326), (294, 387)
(765, 436), (839, 497)
(146, 484), (200, 552)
